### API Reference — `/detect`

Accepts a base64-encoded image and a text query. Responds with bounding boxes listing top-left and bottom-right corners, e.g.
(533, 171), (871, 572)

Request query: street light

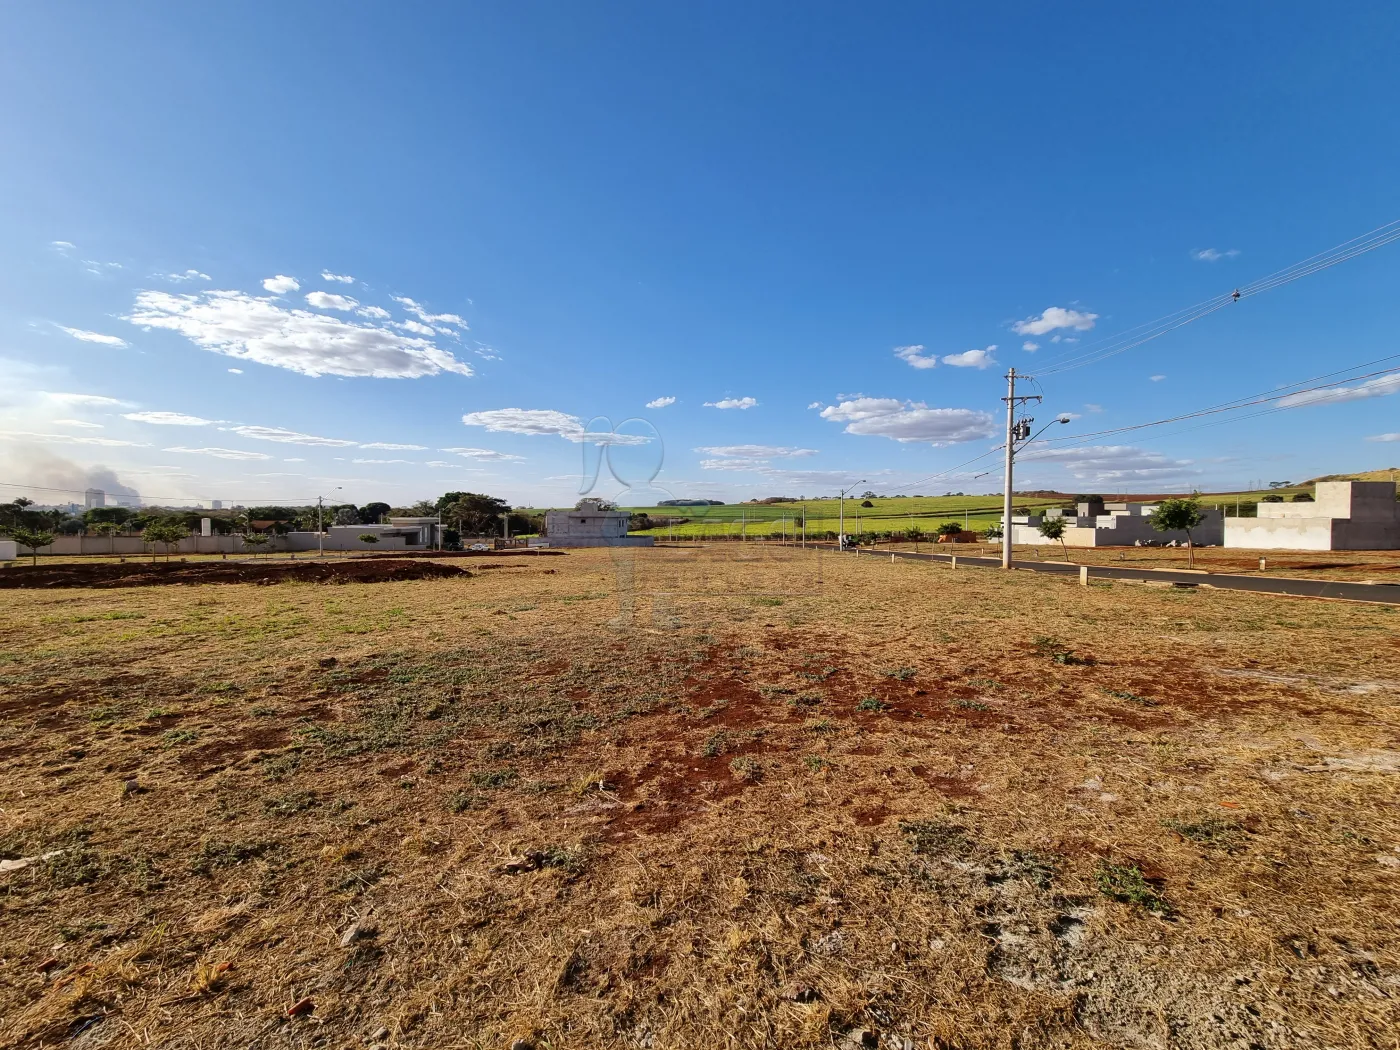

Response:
(838, 480), (866, 551)
(316, 487), (342, 557)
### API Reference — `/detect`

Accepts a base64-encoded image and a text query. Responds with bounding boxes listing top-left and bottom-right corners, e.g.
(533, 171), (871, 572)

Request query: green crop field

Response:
(617, 478), (1380, 540)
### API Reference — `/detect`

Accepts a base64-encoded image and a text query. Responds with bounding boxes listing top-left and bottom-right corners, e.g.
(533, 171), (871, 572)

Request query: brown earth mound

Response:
(0, 558), (471, 589)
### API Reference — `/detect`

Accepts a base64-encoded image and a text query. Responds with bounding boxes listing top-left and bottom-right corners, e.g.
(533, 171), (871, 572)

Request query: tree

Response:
(142, 520), (189, 561)
(1037, 516), (1070, 560)
(441, 493), (511, 536)
(1260, 494), (1284, 503)
(83, 506), (133, 528)
(985, 524), (1003, 542)
(1290, 492), (1314, 502)
(358, 533), (380, 544)
(860, 499), (874, 508)
(242, 533), (270, 557)
(332, 505), (361, 526)
(1148, 498), (1205, 568)
(9, 527), (53, 566)
(362, 502), (392, 524)
(935, 522), (963, 537)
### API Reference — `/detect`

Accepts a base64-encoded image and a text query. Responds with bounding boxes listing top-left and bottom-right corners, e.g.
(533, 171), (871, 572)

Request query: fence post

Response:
(1079, 565), (1088, 587)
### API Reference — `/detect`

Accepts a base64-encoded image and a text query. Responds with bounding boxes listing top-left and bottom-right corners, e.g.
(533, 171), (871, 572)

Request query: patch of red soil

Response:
(0, 559), (472, 589)
(605, 752), (759, 838)
(177, 726), (290, 776)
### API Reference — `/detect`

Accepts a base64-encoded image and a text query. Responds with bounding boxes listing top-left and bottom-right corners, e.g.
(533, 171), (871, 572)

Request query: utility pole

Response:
(317, 496), (324, 558)
(801, 503), (806, 549)
(837, 480), (866, 551)
(1001, 368), (1042, 570)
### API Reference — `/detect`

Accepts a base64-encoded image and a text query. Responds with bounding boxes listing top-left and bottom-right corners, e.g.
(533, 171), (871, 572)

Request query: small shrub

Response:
(884, 666), (917, 681)
(162, 728), (199, 747)
(1106, 689), (1157, 706)
(469, 768), (519, 789)
(1095, 861), (1171, 915)
(700, 731), (732, 758)
(729, 755), (762, 781)
(955, 699), (989, 711)
(900, 819), (972, 857)
(1162, 817), (1243, 851)
(263, 791), (318, 817)
(446, 790), (483, 813)
(856, 696), (886, 712)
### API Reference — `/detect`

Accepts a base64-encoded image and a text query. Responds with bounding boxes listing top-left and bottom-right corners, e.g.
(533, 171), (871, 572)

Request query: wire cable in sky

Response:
(1034, 218), (1400, 376)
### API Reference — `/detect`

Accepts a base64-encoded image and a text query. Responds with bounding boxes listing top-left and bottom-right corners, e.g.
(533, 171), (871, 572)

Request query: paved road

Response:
(814, 545), (1400, 605)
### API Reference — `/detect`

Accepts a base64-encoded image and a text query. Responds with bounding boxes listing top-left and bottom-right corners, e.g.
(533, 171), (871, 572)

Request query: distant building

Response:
(1225, 481), (1399, 550)
(1009, 499), (1224, 548)
(212, 500), (223, 510)
(530, 499), (654, 548)
(84, 488), (105, 509)
(116, 494), (141, 509)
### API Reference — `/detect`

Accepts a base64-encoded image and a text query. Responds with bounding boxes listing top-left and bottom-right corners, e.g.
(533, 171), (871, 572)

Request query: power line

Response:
(1029, 356), (1400, 451)
(1034, 218), (1400, 376)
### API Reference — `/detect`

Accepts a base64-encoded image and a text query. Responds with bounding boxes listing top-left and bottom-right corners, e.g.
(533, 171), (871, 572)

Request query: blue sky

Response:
(3, 3), (1399, 509)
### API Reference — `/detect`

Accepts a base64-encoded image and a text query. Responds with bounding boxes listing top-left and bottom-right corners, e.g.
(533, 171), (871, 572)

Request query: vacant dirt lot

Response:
(1, 546), (1396, 1049)
(0, 559), (474, 589)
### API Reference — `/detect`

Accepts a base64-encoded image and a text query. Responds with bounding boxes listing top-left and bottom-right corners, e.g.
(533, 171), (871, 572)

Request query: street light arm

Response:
(1016, 416), (1072, 452)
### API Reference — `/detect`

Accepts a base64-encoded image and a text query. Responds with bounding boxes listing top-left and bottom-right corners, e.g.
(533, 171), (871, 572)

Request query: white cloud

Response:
(1366, 433), (1400, 442)
(439, 446), (525, 461)
(360, 442), (427, 450)
(1192, 248), (1239, 262)
(893, 344), (938, 370)
(704, 397), (758, 410)
(356, 305), (391, 320)
(1085, 403), (1104, 413)
(305, 291), (358, 311)
(126, 289), (473, 379)
(1056, 412), (1083, 421)
(392, 295), (467, 327)
(819, 398), (996, 445)
(57, 326), (129, 348)
(1022, 341), (1039, 352)
(161, 269), (211, 282)
(123, 410), (219, 426)
(1011, 307), (1098, 337)
(424, 461), (454, 467)
(461, 408), (583, 438)
(1279, 374), (1400, 408)
(807, 401), (823, 410)
(322, 272), (355, 284)
(51, 419), (104, 428)
(942, 346), (997, 369)
(227, 368), (243, 374)
(1150, 375), (1166, 382)
(646, 396), (677, 409)
(164, 446), (273, 461)
(283, 458), (305, 463)
(395, 319), (436, 335)
(0, 430), (148, 447)
(459, 409), (649, 445)
(44, 392), (128, 406)
(226, 425), (357, 446)
(1018, 444), (1196, 483)
(262, 275), (300, 294)
(51, 240), (76, 253)
(700, 459), (761, 471)
(352, 458), (414, 464)
(694, 445), (817, 459)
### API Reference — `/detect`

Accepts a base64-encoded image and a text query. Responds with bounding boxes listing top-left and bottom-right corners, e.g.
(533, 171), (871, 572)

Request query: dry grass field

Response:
(1, 547), (1397, 1050)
